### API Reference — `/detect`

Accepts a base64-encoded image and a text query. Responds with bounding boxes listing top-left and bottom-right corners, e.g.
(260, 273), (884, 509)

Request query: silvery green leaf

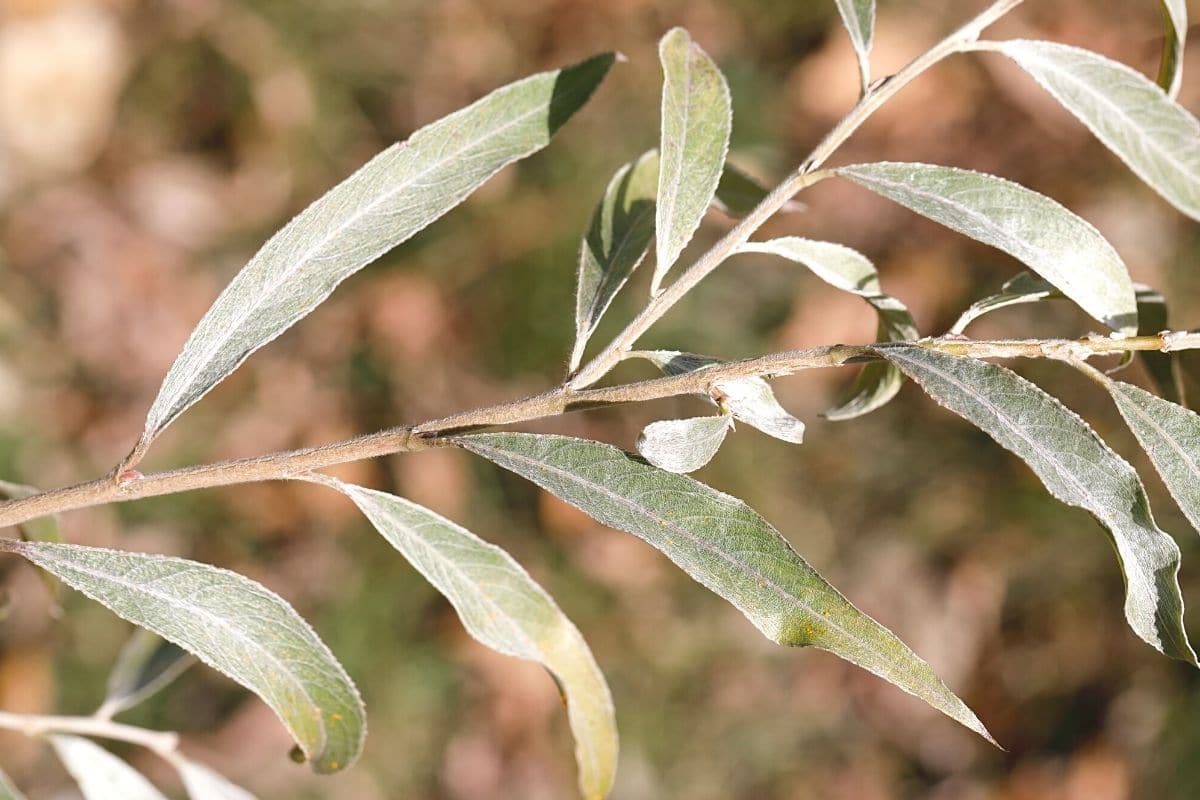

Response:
(0, 541), (364, 773)
(833, 0), (876, 92)
(737, 237), (919, 419)
(177, 761), (257, 800)
(878, 345), (1196, 664)
(331, 482), (616, 800)
(1104, 380), (1200, 536)
(101, 628), (195, 718)
(1159, 0), (1188, 98)
(838, 162), (1138, 333)
(652, 28), (732, 295)
(1134, 285), (1184, 405)
(458, 432), (995, 743)
(637, 414), (732, 473)
(50, 735), (167, 800)
(949, 272), (1059, 335)
(571, 150), (659, 372)
(633, 351), (805, 443)
(988, 40), (1200, 221)
(0, 766), (26, 800)
(129, 53), (615, 464)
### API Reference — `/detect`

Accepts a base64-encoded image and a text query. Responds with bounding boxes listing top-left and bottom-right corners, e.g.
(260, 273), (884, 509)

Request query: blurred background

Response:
(2, 0), (1200, 797)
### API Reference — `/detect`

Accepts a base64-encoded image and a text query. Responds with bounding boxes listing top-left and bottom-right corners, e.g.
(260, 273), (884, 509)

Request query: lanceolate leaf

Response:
(458, 432), (995, 743)
(737, 237), (918, 419)
(572, 150), (659, 372)
(50, 735), (167, 800)
(1104, 380), (1200, 536)
(1158, 0), (1188, 98)
(838, 162), (1137, 333)
(988, 40), (1200, 221)
(129, 53), (615, 463)
(0, 766), (26, 800)
(878, 345), (1197, 664)
(637, 414), (732, 473)
(102, 629), (195, 718)
(177, 761), (257, 800)
(634, 351), (805, 443)
(0, 541), (364, 773)
(833, 0), (876, 92)
(949, 272), (1058, 335)
(653, 28), (732, 295)
(332, 482), (617, 800)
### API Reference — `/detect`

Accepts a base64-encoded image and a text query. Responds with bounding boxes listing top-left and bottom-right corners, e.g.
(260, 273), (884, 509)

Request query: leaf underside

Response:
(50, 735), (167, 800)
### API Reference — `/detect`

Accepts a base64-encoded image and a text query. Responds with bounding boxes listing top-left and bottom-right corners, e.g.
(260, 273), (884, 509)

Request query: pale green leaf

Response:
(988, 40), (1200, 221)
(737, 237), (918, 419)
(838, 162), (1137, 333)
(633, 351), (805, 443)
(949, 272), (1058, 335)
(0, 765), (26, 800)
(1159, 0), (1188, 98)
(833, 0), (876, 92)
(50, 735), (167, 800)
(878, 345), (1196, 664)
(177, 761), (257, 800)
(653, 28), (732, 295)
(458, 432), (995, 743)
(1104, 380), (1200, 536)
(130, 53), (615, 461)
(331, 483), (617, 800)
(571, 150), (659, 372)
(101, 629), (195, 718)
(637, 414), (732, 473)
(0, 541), (364, 773)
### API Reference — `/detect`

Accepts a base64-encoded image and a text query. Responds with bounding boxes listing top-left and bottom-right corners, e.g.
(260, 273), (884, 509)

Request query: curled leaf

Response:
(737, 237), (918, 419)
(1159, 0), (1188, 98)
(0, 540), (364, 773)
(633, 351), (805, 443)
(329, 482), (617, 800)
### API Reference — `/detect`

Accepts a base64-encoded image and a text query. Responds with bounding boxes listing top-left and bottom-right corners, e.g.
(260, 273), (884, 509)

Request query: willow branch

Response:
(0, 331), (1194, 531)
(0, 710), (180, 758)
(567, 0), (1025, 389)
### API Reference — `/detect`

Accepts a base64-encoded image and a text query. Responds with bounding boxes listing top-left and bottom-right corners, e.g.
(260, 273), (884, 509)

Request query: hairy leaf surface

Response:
(653, 28), (731, 294)
(132, 53), (614, 459)
(50, 735), (167, 800)
(1106, 380), (1200, 535)
(458, 432), (994, 742)
(0, 541), (364, 772)
(991, 40), (1200, 220)
(572, 150), (659, 371)
(738, 237), (918, 419)
(839, 162), (1136, 333)
(177, 761), (257, 800)
(102, 629), (195, 718)
(879, 346), (1196, 663)
(334, 483), (617, 800)
(637, 414), (731, 473)
(635, 351), (805, 443)
(834, 0), (875, 91)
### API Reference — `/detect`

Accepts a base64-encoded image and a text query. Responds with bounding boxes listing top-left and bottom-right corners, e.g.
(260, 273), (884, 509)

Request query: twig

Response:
(0, 331), (1192, 531)
(0, 710), (179, 758)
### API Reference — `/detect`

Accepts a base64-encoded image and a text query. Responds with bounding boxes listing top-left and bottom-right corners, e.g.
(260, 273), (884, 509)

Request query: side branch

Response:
(0, 331), (1194, 530)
